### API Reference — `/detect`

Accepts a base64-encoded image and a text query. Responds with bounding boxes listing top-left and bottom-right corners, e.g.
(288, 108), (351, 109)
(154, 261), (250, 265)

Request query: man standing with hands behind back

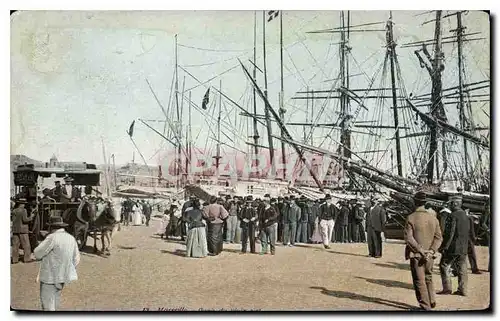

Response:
(404, 191), (443, 310)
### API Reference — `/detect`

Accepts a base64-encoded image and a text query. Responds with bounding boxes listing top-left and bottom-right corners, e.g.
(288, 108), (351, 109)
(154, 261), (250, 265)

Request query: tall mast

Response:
(174, 34), (180, 189)
(252, 11), (259, 173)
(427, 10), (444, 183)
(180, 75), (185, 185)
(215, 80), (222, 181)
(339, 11), (352, 184)
(263, 10), (275, 177)
(305, 86), (309, 142)
(185, 90), (189, 184)
(310, 90), (314, 146)
(279, 11), (286, 180)
(456, 11), (469, 178)
(188, 91), (192, 181)
(101, 137), (110, 197)
(111, 153), (117, 191)
(387, 11), (403, 177)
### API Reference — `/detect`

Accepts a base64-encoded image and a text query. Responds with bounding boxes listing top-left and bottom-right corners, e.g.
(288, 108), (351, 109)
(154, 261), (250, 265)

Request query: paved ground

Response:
(11, 218), (491, 311)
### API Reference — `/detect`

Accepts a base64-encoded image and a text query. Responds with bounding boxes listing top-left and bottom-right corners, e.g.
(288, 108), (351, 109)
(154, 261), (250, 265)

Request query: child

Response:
(158, 211), (170, 239)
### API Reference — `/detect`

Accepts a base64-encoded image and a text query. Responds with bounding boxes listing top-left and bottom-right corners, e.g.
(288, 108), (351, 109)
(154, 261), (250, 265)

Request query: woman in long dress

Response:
(132, 202), (143, 226)
(202, 196), (229, 256)
(185, 199), (208, 258)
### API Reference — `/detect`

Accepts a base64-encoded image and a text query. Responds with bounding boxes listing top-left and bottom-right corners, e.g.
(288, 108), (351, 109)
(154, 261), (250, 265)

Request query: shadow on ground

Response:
(116, 245), (136, 250)
(160, 249), (186, 257)
(373, 262), (411, 271)
(327, 250), (368, 258)
(355, 276), (414, 290)
(79, 246), (108, 258)
(153, 237), (186, 245)
(293, 244), (322, 250)
(310, 286), (416, 310)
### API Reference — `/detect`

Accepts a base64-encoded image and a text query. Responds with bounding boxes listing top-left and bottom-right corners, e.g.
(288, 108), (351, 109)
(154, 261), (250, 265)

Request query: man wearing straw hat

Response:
(34, 216), (80, 311)
(438, 194), (469, 296)
(61, 176), (81, 203)
(404, 191), (443, 310)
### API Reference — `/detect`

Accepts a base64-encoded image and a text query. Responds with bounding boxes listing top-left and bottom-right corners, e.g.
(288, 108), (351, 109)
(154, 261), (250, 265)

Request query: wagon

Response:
(12, 163), (102, 250)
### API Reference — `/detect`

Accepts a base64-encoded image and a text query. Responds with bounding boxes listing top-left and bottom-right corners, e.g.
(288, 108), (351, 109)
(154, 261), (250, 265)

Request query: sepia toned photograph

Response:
(10, 10), (490, 311)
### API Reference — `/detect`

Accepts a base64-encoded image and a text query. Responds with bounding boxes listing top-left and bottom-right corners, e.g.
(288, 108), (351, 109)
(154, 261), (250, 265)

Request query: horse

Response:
(89, 200), (119, 256)
(62, 199), (93, 250)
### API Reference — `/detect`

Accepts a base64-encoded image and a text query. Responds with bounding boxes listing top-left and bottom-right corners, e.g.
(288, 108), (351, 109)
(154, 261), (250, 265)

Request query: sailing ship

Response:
(128, 10), (489, 239)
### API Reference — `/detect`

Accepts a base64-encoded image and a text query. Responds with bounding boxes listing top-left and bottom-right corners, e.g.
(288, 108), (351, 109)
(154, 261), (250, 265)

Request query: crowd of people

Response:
(12, 186), (489, 311)
(155, 193), (387, 258)
(153, 191), (490, 311)
(120, 198), (154, 227)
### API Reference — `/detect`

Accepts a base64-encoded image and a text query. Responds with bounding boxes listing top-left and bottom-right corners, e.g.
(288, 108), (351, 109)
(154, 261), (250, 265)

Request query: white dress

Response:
(158, 214), (170, 235)
(132, 205), (143, 226)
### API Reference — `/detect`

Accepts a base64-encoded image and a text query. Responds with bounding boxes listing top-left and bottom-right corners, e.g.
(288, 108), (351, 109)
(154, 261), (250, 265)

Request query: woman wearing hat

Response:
(34, 216), (80, 311)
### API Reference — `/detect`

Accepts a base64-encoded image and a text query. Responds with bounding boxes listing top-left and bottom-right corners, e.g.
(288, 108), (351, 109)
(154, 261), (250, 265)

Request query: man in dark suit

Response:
(366, 198), (387, 258)
(283, 195), (300, 246)
(347, 200), (357, 242)
(258, 197), (278, 255)
(481, 203), (490, 272)
(276, 197), (285, 243)
(142, 200), (152, 227)
(336, 200), (349, 243)
(466, 210), (481, 274)
(404, 191), (443, 310)
(11, 199), (36, 264)
(438, 194), (469, 296)
(296, 196), (310, 244)
(238, 196), (258, 254)
(308, 199), (319, 243)
(354, 200), (366, 243)
(51, 181), (63, 202)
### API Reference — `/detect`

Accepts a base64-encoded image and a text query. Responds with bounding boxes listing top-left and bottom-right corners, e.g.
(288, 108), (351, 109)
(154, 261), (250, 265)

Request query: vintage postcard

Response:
(10, 10), (490, 311)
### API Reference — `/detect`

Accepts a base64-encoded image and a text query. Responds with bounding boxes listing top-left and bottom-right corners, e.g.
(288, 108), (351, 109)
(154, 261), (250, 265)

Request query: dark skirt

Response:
(207, 223), (224, 255)
(166, 216), (181, 237)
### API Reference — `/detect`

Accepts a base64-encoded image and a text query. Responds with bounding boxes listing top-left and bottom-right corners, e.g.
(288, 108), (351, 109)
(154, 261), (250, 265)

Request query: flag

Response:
(267, 10), (279, 22)
(127, 120), (135, 137)
(202, 88), (210, 110)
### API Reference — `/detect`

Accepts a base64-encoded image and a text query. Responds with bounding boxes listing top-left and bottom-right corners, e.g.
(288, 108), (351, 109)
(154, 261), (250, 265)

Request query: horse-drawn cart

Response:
(12, 163), (102, 250)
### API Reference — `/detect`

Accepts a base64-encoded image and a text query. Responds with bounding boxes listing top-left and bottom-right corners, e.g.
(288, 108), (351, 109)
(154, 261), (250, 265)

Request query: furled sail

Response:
(407, 99), (489, 149)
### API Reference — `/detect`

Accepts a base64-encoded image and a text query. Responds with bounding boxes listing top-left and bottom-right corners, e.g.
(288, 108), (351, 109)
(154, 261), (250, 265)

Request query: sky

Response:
(10, 10), (490, 173)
